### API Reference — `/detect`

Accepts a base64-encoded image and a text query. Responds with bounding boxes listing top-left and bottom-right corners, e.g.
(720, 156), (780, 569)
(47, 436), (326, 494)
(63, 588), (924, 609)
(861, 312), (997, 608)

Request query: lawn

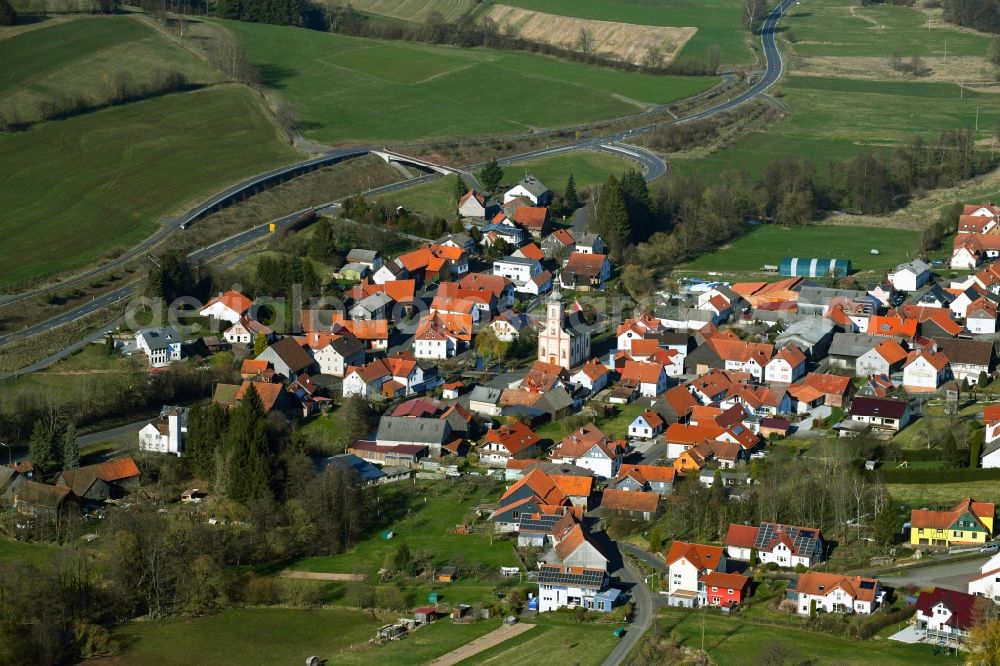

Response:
(461, 613), (619, 666)
(0, 16), (221, 123)
(223, 20), (716, 143)
(783, 0), (989, 58)
(679, 224), (919, 276)
(337, 0), (474, 22)
(887, 481), (1000, 509)
(285, 481), (517, 578)
(105, 608), (379, 666)
(378, 149), (634, 220)
(0, 538), (62, 568)
(672, 75), (1000, 180)
(0, 86), (297, 288)
(500, 0), (753, 66)
(659, 607), (950, 665)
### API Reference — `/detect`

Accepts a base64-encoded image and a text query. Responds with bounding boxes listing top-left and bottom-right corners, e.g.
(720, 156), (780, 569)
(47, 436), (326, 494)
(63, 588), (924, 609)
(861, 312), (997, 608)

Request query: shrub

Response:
(793, 563), (808, 573)
(765, 562), (780, 571)
(244, 576), (280, 605)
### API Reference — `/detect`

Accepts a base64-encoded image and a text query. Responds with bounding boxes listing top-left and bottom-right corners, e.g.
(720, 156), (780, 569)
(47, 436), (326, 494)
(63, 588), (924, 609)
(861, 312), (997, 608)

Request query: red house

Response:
(699, 571), (750, 609)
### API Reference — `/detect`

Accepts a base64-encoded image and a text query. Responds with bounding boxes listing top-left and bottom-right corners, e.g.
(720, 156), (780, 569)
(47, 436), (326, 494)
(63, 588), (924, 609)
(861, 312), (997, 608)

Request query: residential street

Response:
(877, 555), (989, 592)
(603, 556), (654, 666)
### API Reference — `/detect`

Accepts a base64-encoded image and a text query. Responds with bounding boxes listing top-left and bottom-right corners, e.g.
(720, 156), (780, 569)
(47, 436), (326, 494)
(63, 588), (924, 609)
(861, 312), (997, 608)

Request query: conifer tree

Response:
(564, 173), (579, 210)
(62, 423), (80, 470)
(479, 159), (504, 193)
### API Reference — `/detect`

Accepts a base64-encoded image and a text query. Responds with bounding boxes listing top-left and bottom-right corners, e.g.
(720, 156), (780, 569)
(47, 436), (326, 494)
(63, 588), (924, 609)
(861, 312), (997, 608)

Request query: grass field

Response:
(0, 538), (62, 568)
(499, 0), (752, 66)
(223, 20), (715, 143)
(378, 150), (633, 219)
(0, 16), (221, 123)
(672, 75), (1000, 179)
(887, 481), (1000, 509)
(679, 224), (919, 275)
(0, 86), (296, 288)
(105, 608), (379, 665)
(328, 0), (474, 22)
(286, 481), (516, 577)
(659, 608), (949, 665)
(461, 613), (618, 666)
(784, 0), (988, 59)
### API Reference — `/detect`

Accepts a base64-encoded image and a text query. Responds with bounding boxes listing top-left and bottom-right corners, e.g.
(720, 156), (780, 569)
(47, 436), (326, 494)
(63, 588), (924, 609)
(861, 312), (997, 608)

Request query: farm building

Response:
(779, 257), (851, 278)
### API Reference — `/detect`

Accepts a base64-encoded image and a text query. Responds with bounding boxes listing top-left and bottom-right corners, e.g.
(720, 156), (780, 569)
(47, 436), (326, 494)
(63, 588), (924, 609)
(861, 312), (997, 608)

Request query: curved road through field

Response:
(0, 0), (793, 371)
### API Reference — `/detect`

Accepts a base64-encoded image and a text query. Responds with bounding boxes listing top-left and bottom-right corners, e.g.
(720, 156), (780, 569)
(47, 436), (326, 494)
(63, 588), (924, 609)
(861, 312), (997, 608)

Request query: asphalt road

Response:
(878, 555), (989, 592)
(604, 556), (655, 666)
(0, 0), (794, 372)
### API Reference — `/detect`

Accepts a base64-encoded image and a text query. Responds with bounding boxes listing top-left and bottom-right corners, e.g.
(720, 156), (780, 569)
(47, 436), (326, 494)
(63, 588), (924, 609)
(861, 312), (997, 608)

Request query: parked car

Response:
(981, 543), (999, 554)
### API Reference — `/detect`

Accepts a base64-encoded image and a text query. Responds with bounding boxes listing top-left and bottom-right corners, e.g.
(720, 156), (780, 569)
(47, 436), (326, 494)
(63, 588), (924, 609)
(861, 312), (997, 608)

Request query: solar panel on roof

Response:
(860, 581), (875, 589)
(537, 567), (604, 588)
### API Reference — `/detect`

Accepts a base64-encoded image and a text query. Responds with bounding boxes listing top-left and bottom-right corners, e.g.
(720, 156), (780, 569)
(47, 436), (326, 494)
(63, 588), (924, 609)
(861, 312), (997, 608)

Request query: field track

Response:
(426, 623), (536, 666)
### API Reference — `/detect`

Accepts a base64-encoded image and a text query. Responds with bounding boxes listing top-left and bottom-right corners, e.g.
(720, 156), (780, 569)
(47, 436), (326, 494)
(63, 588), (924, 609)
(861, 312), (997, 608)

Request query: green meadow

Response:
(0, 16), (221, 123)
(0, 86), (296, 288)
(672, 75), (1000, 178)
(498, 0), (753, 65)
(784, 0), (989, 57)
(680, 224), (919, 275)
(223, 19), (716, 143)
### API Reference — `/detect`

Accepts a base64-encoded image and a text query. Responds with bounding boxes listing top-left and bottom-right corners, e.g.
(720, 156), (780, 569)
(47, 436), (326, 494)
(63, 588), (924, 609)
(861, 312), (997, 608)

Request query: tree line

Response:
(0, 69), (196, 133)
(943, 0), (1000, 32)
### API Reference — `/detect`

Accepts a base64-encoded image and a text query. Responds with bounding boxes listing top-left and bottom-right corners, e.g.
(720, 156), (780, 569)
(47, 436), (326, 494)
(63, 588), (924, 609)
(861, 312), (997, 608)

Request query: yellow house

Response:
(910, 498), (995, 548)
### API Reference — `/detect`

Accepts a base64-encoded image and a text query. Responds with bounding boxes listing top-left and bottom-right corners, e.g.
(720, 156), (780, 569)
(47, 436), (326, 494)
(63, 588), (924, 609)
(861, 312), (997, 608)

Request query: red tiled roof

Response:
(203, 290), (252, 315)
(485, 422), (539, 455)
(802, 373), (851, 396)
(514, 206), (548, 230)
(666, 541), (724, 570)
(518, 242), (545, 261)
(725, 523), (759, 549)
(600, 488), (659, 512)
(236, 381), (285, 414)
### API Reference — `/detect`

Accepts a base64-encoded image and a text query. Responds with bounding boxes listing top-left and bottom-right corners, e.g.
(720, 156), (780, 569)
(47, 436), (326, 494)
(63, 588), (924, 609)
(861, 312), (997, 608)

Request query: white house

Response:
(493, 256), (544, 294)
(665, 541), (726, 608)
(574, 233), (606, 255)
(134, 327), (183, 366)
(793, 572), (881, 616)
(967, 297), (998, 334)
(313, 336), (366, 377)
(223, 317), (272, 346)
(764, 345), (806, 384)
(550, 425), (621, 479)
(371, 258), (408, 285)
(620, 360), (669, 398)
(628, 411), (664, 440)
(342, 361), (391, 398)
(887, 259), (931, 292)
(725, 522), (824, 568)
(902, 350), (951, 392)
(138, 407), (187, 456)
(915, 587), (979, 646)
(855, 339), (907, 378)
(199, 290), (253, 324)
(468, 386), (503, 418)
(489, 310), (535, 342)
(570, 358), (611, 395)
(503, 174), (552, 206)
(537, 564), (616, 613)
(969, 552), (1000, 602)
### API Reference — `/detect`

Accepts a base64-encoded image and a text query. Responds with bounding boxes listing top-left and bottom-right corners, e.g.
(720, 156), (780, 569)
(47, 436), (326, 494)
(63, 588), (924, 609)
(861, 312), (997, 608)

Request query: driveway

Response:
(793, 404), (831, 434)
(878, 555), (988, 592)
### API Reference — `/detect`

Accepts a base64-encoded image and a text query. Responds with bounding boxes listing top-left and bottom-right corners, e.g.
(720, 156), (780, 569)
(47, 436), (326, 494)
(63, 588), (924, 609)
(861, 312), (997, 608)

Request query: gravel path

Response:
(426, 623), (535, 666)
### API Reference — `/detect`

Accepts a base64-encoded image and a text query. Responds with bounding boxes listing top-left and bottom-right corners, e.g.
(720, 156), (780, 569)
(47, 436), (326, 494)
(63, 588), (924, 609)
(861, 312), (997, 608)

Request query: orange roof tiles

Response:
(803, 373), (852, 396)
(518, 242), (545, 261)
(600, 488), (660, 513)
(550, 475), (593, 498)
(485, 422), (539, 455)
(794, 572), (878, 602)
(984, 405), (1000, 423)
(204, 290), (252, 315)
(665, 541), (724, 570)
(620, 360), (665, 385)
(514, 206), (548, 230)
(236, 381), (285, 414)
(868, 316), (918, 339)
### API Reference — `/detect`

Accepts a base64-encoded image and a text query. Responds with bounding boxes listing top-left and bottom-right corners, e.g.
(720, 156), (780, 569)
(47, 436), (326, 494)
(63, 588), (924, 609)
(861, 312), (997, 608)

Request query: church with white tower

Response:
(537, 285), (590, 369)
